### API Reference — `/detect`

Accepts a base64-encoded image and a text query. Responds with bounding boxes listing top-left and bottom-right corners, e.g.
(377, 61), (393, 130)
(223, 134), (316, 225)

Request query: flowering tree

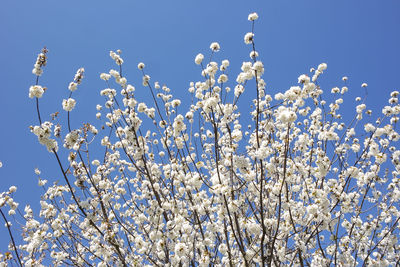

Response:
(1, 12), (400, 266)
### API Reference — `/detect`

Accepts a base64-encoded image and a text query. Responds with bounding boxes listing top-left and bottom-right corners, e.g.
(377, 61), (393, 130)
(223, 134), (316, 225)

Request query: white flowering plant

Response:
(1, 13), (400, 267)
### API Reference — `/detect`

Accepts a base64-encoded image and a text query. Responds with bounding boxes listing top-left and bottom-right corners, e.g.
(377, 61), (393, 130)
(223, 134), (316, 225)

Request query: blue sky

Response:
(0, 0), (399, 252)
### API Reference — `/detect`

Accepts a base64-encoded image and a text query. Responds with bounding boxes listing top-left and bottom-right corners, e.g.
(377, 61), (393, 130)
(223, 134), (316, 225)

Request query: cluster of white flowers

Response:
(311, 62), (327, 82)
(244, 32), (254, 44)
(0, 187), (19, 219)
(110, 50), (123, 65)
(172, 114), (186, 136)
(194, 53), (204, 65)
(31, 47), (47, 76)
(3, 11), (400, 267)
(142, 74), (150, 86)
(28, 85), (45, 98)
(277, 107), (297, 123)
(100, 72), (111, 81)
(30, 122), (58, 152)
(248, 12), (258, 21)
(210, 42), (220, 52)
(68, 67), (85, 92)
(64, 130), (81, 149)
(73, 67), (84, 84)
(62, 98), (76, 111)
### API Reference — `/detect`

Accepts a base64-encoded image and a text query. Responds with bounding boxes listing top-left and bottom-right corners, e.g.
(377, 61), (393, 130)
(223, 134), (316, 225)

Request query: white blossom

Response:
(68, 82), (77, 92)
(62, 98), (76, 112)
(244, 32), (254, 44)
(29, 85), (45, 98)
(100, 73), (111, 81)
(278, 109), (297, 123)
(195, 53), (204, 65)
(248, 12), (259, 21)
(210, 42), (220, 52)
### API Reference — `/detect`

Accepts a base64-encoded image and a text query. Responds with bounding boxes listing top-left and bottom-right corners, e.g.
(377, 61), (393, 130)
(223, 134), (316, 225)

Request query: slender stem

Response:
(36, 97), (42, 125)
(0, 209), (23, 267)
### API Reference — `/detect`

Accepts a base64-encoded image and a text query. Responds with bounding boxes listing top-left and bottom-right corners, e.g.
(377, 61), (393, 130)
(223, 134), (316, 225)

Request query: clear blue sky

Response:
(0, 0), (399, 252)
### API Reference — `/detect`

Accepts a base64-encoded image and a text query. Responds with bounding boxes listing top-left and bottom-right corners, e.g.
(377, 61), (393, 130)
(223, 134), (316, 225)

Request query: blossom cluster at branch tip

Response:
(110, 50), (124, 65)
(248, 12), (258, 21)
(195, 53), (204, 65)
(68, 68), (85, 92)
(32, 47), (48, 76)
(210, 42), (220, 52)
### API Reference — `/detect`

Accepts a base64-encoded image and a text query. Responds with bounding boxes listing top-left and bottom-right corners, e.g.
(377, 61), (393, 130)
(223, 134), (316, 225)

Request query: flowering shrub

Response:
(1, 12), (400, 266)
